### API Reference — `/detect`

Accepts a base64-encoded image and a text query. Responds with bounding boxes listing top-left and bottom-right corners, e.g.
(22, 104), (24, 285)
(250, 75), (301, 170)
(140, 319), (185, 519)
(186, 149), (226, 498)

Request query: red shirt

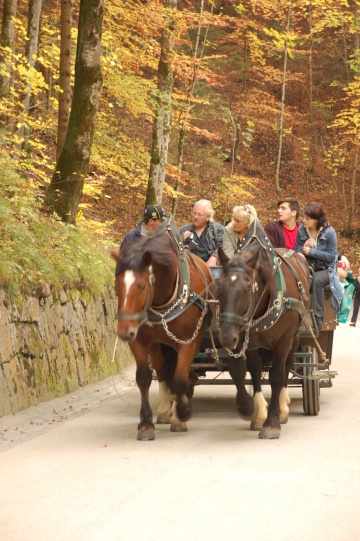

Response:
(283, 224), (298, 250)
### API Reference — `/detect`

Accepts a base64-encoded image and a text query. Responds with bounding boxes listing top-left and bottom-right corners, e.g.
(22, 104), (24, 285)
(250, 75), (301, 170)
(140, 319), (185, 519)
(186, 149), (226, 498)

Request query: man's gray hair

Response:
(194, 199), (215, 222)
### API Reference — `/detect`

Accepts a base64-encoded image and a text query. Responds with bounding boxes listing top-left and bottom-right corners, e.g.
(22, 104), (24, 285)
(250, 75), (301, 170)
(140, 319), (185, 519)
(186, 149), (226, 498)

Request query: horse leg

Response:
(149, 344), (174, 425)
(279, 332), (299, 424)
(156, 381), (173, 424)
(228, 357), (256, 421)
(131, 343), (155, 441)
(170, 344), (197, 432)
(247, 350), (268, 431)
(258, 344), (290, 440)
(151, 343), (187, 432)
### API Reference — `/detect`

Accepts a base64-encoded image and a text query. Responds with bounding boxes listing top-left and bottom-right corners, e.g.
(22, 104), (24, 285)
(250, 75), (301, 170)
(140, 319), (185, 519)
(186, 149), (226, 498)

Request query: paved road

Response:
(1, 324), (360, 541)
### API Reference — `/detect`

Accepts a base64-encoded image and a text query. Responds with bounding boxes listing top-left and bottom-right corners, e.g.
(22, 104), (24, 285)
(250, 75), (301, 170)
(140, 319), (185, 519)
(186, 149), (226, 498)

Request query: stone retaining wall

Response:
(0, 286), (134, 416)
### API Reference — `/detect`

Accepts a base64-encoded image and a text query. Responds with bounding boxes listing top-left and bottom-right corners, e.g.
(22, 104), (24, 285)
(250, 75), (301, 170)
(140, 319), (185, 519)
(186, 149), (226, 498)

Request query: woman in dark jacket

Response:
(295, 203), (342, 328)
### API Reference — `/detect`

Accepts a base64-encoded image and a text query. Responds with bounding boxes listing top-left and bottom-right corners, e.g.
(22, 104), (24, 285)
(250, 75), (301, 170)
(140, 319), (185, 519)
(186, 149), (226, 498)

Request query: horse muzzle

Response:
(219, 326), (239, 350)
(117, 322), (139, 342)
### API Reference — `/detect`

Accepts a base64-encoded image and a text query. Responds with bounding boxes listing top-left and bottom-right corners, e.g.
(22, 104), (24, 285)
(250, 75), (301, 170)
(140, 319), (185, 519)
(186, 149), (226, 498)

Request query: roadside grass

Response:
(0, 151), (117, 301)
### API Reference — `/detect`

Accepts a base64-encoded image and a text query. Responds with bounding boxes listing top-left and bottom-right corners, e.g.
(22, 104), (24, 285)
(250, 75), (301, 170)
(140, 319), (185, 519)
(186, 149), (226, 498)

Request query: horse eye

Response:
(138, 283), (146, 292)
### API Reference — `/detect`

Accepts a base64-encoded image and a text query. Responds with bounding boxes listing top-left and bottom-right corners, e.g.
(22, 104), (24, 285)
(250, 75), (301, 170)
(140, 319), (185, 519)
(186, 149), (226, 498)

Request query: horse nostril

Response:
(127, 330), (137, 342)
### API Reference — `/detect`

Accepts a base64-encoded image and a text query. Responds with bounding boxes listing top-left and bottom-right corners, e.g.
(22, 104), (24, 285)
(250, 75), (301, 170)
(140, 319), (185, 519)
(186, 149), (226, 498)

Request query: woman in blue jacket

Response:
(295, 203), (342, 328)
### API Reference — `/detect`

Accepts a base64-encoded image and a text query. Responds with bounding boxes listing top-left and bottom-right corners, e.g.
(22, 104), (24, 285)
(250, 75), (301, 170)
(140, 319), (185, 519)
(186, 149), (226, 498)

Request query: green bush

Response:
(0, 151), (115, 300)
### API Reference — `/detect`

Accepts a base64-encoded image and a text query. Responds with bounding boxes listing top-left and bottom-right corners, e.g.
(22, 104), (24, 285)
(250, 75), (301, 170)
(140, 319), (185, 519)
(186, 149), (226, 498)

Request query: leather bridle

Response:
(116, 267), (155, 325)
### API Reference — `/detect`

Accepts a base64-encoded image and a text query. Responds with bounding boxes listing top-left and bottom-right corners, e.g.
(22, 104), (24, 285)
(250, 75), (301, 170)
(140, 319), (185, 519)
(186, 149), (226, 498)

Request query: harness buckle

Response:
(182, 284), (188, 303)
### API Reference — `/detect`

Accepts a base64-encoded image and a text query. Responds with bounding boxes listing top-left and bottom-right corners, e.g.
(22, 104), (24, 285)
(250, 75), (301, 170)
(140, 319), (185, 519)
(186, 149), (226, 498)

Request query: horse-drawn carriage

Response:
(112, 218), (338, 440)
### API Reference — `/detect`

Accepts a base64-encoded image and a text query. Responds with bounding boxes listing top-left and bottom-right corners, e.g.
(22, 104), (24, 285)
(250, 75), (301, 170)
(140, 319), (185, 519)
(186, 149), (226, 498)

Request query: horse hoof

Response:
(176, 402), (191, 423)
(137, 426), (155, 441)
(170, 421), (187, 432)
(258, 426), (281, 439)
(156, 414), (171, 424)
(279, 415), (288, 424)
(250, 420), (264, 431)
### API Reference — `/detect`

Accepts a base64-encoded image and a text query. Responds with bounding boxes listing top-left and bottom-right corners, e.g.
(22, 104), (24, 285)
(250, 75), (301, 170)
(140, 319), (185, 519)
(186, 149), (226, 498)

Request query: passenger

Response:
(120, 204), (168, 250)
(337, 254), (351, 281)
(349, 267), (360, 327)
(222, 204), (272, 257)
(295, 202), (342, 328)
(179, 199), (224, 266)
(265, 197), (300, 249)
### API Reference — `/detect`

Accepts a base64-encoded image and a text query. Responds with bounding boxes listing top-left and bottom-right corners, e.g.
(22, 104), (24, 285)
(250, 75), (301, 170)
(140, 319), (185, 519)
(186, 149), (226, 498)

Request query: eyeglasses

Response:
(193, 212), (206, 217)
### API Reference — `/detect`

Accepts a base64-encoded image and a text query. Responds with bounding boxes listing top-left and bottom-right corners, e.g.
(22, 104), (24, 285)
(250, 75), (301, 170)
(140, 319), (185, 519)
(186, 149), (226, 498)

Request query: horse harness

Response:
(218, 248), (311, 359)
(117, 217), (214, 344)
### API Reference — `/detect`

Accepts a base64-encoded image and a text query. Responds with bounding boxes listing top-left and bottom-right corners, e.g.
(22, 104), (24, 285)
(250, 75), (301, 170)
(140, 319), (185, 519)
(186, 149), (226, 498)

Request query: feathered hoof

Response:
(258, 426), (281, 439)
(170, 421), (187, 432)
(279, 414), (288, 424)
(250, 419), (265, 431)
(137, 425), (155, 441)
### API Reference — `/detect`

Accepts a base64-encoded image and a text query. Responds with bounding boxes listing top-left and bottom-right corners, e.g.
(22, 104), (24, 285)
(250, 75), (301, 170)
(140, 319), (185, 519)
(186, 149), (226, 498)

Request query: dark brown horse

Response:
(217, 243), (310, 439)
(111, 227), (215, 440)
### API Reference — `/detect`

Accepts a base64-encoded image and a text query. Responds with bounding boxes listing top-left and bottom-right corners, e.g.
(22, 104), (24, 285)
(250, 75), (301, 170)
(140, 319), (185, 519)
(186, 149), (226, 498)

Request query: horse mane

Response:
(116, 233), (177, 276)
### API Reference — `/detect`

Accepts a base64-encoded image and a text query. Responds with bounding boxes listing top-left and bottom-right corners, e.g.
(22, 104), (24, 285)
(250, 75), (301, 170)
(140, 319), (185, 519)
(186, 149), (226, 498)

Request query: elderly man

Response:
(179, 199), (224, 266)
(120, 204), (168, 250)
(265, 197), (300, 249)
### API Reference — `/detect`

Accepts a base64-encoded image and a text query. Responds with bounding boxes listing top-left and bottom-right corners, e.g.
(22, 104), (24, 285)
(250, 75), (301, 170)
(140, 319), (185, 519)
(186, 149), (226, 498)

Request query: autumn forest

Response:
(1, 0), (360, 271)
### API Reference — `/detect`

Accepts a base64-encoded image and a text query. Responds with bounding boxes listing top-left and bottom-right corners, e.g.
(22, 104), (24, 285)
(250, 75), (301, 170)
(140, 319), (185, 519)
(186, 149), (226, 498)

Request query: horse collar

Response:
(250, 254), (285, 332)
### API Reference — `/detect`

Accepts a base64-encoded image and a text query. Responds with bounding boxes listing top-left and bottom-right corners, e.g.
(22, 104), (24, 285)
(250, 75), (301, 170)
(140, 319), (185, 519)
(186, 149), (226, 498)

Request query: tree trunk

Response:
(57, 0), (73, 159)
(172, 0), (209, 216)
(348, 141), (358, 232)
(16, 0), (42, 147)
(45, 0), (104, 224)
(274, 0), (292, 199)
(146, 0), (178, 207)
(0, 0), (17, 102)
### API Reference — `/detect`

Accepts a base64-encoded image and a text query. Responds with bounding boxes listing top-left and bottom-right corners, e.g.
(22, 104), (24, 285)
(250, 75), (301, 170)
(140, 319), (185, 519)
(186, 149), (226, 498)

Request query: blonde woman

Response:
(222, 204), (272, 258)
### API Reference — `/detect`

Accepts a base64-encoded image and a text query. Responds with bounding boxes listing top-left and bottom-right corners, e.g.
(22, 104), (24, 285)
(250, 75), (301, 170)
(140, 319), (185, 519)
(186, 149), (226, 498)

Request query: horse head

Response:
(111, 247), (155, 342)
(217, 244), (274, 350)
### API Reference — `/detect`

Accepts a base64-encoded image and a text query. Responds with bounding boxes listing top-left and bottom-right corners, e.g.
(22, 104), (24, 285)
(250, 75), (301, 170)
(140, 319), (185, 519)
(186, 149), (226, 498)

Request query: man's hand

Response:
(207, 255), (218, 267)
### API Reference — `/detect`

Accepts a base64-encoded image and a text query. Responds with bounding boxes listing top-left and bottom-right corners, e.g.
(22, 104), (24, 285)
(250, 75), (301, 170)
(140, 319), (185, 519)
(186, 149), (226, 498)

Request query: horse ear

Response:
(141, 251), (153, 267)
(109, 249), (119, 261)
(218, 246), (229, 266)
(244, 244), (262, 270)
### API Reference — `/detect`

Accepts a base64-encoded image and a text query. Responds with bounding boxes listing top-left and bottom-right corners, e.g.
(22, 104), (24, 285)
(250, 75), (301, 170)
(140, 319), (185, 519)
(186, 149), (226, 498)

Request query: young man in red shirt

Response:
(265, 198), (300, 249)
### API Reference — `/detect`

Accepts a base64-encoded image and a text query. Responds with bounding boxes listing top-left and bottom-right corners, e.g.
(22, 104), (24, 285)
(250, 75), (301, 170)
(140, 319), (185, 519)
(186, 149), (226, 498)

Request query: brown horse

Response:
(111, 226), (215, 440)
(217, 243), (310, 439)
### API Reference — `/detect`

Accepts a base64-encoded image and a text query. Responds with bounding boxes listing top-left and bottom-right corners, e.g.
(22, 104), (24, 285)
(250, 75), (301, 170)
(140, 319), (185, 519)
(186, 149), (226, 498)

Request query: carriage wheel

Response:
(302, 348), (320, 416)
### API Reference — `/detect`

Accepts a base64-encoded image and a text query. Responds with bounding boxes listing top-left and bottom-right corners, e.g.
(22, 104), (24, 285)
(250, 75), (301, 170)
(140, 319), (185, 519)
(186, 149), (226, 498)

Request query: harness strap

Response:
(220, 312), (248, 326)
(274, 248), (310, 303)
(151, 270), (180, 309)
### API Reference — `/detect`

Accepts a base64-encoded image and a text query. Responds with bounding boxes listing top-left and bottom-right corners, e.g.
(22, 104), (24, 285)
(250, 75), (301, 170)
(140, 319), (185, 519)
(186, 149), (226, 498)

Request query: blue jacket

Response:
(295, 224), (342, 312)
(120, 223), (142, 250)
